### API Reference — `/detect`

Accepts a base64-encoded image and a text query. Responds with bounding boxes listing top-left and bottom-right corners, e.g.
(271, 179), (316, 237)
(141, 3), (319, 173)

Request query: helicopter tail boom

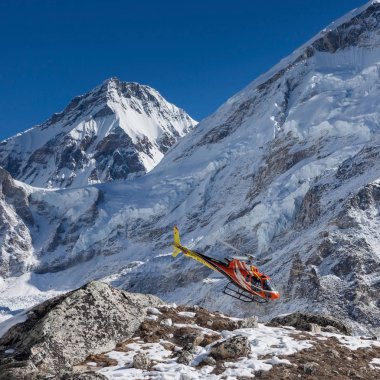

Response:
(172, 226), (221, 272)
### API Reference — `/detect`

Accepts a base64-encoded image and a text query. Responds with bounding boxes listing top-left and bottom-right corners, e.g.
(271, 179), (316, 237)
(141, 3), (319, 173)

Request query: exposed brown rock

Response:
(84, 354), (118, 367)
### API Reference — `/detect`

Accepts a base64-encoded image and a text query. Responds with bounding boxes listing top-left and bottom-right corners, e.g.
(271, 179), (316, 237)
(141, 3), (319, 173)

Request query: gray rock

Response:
(327, 349), (340, 359)
(201, 356), (216, 366)
(177, 350), (193, 365)
(268, 313), (352, 335)
(182, 343), (197, 354)
(173, 328), (204, 347)
(213, 362), (226, 375)
(133, 352), (151, 370)
(210, 336), (251, 360)
(0, 360), (38, 380)
(310, 323), (321, 334)
(61, 372), (108, 380)
(0, 281), (163, 378)
(323, 326), (342, 335)
(234, 316), (259, 329)
(295, 185), (323, 228)
(303, 361), (319, 375)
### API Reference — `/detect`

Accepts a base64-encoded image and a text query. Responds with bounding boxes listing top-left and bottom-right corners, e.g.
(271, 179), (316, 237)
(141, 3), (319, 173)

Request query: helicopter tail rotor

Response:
(172, 226), (182, 257)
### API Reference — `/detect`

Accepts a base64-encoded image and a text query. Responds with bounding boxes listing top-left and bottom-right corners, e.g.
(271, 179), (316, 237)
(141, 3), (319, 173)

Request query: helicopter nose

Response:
(270, 291), (280, 300)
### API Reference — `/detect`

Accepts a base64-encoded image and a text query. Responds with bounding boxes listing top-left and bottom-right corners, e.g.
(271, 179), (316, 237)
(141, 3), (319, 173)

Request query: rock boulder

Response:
(268, 312), (352, 335)
(210, 335), (251, 360)
(0, 281), (163, 379)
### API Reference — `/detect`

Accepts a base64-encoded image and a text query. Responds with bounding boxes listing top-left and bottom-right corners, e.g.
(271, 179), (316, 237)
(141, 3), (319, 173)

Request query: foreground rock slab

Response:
(0, 281), (162, 379)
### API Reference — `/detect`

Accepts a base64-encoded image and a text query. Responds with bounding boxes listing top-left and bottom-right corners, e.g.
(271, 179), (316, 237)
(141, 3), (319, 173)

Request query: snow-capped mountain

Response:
(1, 1), (380, 337)
(0, 78), (196, 189)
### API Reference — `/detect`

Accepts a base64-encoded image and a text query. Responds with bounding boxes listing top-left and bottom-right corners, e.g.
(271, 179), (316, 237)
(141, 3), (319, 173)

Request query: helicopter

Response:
(172, 226), (280, 303)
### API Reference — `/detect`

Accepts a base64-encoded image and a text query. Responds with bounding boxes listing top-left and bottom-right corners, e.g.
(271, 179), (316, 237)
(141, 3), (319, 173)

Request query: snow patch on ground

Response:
(369, 357), (380, 369)
(99, 324), (312, 380)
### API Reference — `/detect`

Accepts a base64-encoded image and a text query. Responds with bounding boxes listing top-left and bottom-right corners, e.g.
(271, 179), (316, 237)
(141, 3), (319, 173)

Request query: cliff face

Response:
(0, 167), (35, 277)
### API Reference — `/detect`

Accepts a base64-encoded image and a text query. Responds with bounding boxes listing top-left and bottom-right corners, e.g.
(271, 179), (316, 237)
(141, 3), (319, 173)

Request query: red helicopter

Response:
(172, 226), (280, 303)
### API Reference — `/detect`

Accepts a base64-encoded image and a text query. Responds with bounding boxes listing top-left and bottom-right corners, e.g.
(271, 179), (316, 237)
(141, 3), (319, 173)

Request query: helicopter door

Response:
(245, 274), (258, 288)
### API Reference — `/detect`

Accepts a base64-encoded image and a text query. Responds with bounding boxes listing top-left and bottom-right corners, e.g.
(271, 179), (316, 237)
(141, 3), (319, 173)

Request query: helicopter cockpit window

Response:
(262, 279), (273, 291)
(251, 276), (261, 287)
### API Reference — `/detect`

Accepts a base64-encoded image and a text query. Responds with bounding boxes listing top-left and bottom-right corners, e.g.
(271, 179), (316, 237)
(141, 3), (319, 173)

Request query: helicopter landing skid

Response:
(223, 281), (268, 304)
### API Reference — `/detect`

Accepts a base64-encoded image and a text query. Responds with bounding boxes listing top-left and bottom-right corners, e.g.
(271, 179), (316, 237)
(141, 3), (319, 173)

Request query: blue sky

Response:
(0, 0), (366, 140)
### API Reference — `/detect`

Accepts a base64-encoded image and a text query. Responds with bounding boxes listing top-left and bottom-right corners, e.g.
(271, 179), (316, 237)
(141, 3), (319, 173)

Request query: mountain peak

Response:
(104, 76), (120, 84)
(99, 76), (151, 91)
(96, 76), (121, 92)
(0, 79), (197, 189)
